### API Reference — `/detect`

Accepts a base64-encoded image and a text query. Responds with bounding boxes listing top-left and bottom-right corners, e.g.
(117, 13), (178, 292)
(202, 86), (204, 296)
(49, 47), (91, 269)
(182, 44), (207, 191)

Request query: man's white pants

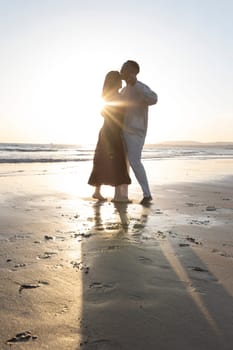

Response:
(123, 132), (151, 198)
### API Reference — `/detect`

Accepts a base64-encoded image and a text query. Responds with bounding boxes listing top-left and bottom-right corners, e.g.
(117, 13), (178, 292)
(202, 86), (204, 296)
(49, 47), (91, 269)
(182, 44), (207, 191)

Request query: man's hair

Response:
(125, 60), (140, 74)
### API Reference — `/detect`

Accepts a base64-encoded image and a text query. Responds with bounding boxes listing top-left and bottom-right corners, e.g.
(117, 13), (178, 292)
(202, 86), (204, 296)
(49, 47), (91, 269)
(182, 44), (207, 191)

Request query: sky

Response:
(1, 0), (233, 145)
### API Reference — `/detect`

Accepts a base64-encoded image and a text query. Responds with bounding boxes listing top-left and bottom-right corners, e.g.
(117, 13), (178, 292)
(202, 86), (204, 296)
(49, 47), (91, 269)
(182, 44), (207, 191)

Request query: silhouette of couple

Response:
(88, 60), (158, 205)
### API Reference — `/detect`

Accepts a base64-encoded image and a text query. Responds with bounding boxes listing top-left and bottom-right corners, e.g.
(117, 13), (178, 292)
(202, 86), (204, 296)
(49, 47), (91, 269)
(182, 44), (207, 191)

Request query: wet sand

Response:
(0, 159), (233, 349)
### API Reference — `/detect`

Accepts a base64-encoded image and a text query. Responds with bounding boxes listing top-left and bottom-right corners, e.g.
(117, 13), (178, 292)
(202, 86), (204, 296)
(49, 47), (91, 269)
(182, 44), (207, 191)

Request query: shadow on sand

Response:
(78, 201), (233, 350)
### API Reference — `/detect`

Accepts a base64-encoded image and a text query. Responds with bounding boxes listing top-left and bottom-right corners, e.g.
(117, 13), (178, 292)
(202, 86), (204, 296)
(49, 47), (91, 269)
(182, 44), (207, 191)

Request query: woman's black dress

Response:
(88, 103), (131, 187)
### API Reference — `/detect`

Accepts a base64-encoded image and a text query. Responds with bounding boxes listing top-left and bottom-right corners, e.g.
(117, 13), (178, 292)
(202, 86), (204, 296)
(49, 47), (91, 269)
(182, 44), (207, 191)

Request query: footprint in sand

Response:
(156, 231), (166, 239)
(81, 338), (121, 349)
(10, 263), (27, 272)
(189, 266), (219, 283)
(19, 283), (40, 294)
(206, 206), (217, 211)
(189, 219), (210, 226)
(186, 236), (202, 245)
(155, 209), (163, 214)
(6, 331), (37, 344)
(89, 282), (116, 291)
(71, 261), (90, 274)
(18, 280), (49, 293)
(37, 251), (57, 259)
(137, 256), (153, 265)
(211, 248), (233, 258)
(179, 243), (190, 247)
(186, 202), (200, 207)
(44, 235), (54, 240)
(74, 232), (93, 239)
(190, 266), (208, 272)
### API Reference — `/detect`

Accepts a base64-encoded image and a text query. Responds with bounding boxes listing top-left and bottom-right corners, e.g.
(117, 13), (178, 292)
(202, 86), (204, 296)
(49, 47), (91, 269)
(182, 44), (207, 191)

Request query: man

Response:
(120, 60), (158, 205)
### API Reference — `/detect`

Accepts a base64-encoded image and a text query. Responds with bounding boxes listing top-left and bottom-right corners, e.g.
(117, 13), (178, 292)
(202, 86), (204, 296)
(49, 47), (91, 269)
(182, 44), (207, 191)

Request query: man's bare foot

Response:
(92, 193), (107, 201)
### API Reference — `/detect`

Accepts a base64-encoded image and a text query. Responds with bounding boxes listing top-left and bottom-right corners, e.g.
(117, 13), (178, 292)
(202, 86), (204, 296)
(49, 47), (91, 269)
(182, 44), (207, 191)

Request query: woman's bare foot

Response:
(92, 193), (107, 201)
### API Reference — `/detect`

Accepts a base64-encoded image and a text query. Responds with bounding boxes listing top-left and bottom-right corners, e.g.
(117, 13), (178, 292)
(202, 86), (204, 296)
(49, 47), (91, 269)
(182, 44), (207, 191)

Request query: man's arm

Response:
(136, 81), (158, 106)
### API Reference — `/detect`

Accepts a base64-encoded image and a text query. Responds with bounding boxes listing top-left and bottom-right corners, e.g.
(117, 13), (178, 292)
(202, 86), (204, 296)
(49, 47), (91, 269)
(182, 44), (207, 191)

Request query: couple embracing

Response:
(88, 60), (158, 206)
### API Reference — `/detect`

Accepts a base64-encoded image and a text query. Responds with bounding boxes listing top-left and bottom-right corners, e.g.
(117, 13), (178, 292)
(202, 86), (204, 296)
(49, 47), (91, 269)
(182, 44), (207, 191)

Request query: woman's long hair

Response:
(102, 71), (121, 101)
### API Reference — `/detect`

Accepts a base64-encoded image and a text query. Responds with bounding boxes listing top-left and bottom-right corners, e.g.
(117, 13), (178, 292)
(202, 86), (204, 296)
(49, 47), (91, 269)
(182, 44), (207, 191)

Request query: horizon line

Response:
(1, 140), (233, 146)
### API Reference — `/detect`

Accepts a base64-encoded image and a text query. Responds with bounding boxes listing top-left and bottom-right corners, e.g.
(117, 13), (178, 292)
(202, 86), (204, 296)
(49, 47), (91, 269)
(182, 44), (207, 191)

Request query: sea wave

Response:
(0, 158), (91, 163)
(0, 143), (233, 164)
(1, 147), (58, 152)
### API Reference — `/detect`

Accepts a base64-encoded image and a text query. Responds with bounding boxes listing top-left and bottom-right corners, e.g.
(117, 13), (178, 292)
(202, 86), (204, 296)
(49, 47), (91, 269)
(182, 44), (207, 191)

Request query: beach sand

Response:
(0, 159), (233, 349)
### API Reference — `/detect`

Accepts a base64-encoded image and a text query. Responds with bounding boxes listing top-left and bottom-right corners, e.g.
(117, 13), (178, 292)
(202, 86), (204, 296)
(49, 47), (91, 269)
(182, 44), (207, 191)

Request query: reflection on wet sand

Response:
(91, 200), (152, 235)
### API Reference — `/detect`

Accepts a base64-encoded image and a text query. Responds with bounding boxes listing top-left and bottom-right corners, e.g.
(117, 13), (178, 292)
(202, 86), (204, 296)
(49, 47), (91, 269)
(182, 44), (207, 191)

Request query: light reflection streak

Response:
(160, 240), (221, 336)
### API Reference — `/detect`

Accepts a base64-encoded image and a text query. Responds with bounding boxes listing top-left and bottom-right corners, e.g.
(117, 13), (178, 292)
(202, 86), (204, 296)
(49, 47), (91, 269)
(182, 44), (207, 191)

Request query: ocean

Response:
(0, 142), (232, 164)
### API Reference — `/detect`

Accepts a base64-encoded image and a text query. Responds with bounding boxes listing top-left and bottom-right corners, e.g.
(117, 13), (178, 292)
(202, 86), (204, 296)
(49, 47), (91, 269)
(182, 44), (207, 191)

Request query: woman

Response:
(88, 71), (131, 202)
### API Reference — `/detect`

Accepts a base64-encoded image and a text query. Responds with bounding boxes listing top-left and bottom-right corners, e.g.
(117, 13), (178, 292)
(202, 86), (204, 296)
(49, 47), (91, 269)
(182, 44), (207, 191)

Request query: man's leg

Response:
(123, 133), (151, 198)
